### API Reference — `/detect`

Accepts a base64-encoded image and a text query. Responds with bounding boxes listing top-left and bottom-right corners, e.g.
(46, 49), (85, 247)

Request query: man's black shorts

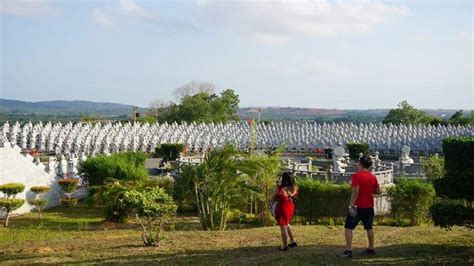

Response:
(344, 208), (375, 230)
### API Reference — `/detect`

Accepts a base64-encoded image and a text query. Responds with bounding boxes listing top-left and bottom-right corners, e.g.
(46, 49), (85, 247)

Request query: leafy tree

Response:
(0, 183), (25, 227)
(173, 81), (216, 101)
(448, 110), (474, 125)
(123, 187), (177, 246)
(150, 83), (240, 123)
(181, 145), (261, 230)
(382, 101), (432, 125)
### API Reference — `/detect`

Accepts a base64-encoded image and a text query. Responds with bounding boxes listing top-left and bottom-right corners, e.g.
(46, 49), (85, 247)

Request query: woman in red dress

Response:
(271, 172), (298, 251)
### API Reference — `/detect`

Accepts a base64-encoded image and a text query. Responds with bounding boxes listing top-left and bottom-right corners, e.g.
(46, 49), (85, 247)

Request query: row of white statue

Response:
(1, 121), (472, 156)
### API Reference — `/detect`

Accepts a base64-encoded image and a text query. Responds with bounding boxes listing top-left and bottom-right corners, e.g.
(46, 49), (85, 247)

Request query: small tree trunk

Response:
(4, 210), (10, 227)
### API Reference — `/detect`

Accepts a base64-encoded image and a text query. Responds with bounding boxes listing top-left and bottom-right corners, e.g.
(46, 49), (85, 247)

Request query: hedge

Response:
(435, 137), (474, 200)
(154, 143), (185, 161)
(430, 200), (474, 228)
(346, 143), (369, 161)
(80, 152), (149, 186)
(295, 179), (350, 223)
(386, 179), (435, 226)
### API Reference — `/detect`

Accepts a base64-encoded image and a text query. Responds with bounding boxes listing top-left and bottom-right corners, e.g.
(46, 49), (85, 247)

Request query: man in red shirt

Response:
(339, 155), (381, 258)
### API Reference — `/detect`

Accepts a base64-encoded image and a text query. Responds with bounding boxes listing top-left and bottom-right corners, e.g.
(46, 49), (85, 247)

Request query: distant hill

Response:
(0, 98), (467, 123)
(0, 99), (140, 116)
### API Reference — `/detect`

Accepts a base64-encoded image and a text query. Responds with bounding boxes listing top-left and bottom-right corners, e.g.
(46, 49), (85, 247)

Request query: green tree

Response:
(382, 101), (432, 125)
(150, 83), (241, 123)
(448, 110), (474, 125)
(123, 187), (177, 246)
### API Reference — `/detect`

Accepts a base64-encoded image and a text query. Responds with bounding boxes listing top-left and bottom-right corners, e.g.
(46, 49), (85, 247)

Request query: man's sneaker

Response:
(278, 246), (289, 251)
(288, 242), (298, 248)
(361, 249), (376, 255)
(337, 250), (353, 258)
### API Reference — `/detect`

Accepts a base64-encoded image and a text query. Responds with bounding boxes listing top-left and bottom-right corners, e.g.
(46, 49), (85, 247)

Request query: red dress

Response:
(275, 186), (296, 226)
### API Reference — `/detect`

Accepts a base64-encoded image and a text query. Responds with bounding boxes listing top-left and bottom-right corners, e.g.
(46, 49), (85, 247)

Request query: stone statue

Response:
(399, 145), (414, 165)
(332, 146), (348, 174)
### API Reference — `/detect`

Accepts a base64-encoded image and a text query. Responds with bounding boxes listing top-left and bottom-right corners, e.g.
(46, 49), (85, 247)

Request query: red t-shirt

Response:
(351, 170), (379, 208)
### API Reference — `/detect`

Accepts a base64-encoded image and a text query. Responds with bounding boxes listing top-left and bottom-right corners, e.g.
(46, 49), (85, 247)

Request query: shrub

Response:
(123, 187), (177, 246)
(435, 137), (474, 200)
(346, 143), (369, 161)
(180, 145), (262, 231)
(29, 186), (50, 219)
(386, 179), (436, 226)
(30, 186), (50, 194)
(0, 183), (25, 227)
(296, 179), (350, 223)
(154, 143), (185, 161)
(0, 183), (25, 197)
(422, 154), (445, 182)
(430, 200), (474, 228)
(60, 198), (79, 207)
(80, 152), (149, 186)
(58, 178), (79, 194)
(58, 178), (79, 207)
(90, 179), (135, 223)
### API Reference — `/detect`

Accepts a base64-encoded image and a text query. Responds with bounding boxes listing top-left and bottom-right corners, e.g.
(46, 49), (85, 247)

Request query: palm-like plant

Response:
(182, 144), (262, 231)
(246, 148), (284, 226)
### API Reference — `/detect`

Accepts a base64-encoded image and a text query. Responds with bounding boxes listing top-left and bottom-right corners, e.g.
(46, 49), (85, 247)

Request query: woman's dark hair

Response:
(281, 172), (296, 191)
(359, 155), (373, 169)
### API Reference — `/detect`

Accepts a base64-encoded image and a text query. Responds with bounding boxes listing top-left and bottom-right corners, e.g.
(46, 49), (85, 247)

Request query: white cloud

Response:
(197, 0), (409, 42)
(92, 8), (112, 26)
(0, 0), (60, 16)
(118, 0), (152, 19)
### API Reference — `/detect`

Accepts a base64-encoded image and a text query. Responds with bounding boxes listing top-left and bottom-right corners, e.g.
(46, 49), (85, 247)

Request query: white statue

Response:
(399, 145), (414, 165)
(332, 146), (348, 174)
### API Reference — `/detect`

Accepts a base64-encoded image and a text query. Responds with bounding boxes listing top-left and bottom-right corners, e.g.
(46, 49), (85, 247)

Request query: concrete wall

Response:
(0, 142), (62, 217)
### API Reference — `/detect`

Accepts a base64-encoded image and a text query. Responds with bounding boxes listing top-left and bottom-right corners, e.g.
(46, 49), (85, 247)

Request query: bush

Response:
(29, 186), (50, 219)
(435, 137), (474, 200)
(430, 200), (474, 228)
(90, 179), (135, 223)
(60, 198), (79, 207)
(296, 179), (350, 223)
(58, 178), (79, 194)
(346, 143), (369, 161)
(386, 179), (436, 226)
(0, 183), (25, 197)
(30, 186), (50, 194)
(123, 187), (177, 246)
(80, 152), (149, 186)
(422, 155), (445, 182)
(0, 183), (25, 227)
(154, 143), (185, 161)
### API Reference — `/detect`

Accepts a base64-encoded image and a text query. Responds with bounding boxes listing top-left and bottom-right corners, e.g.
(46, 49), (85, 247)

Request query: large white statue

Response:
(332, 146), (349, 174)
(399, 145), (414, 165)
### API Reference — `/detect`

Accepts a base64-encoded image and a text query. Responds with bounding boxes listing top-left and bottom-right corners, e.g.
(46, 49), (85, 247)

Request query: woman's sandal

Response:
(288, 242), (298, 248)
(278, 246), (289, 251)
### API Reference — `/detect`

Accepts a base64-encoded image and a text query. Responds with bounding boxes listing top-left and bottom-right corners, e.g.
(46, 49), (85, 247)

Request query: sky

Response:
(0, 0), (472, 109)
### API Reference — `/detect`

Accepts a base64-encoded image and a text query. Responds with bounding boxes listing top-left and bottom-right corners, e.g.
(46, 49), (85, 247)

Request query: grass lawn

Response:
(0, 204), (472, 265)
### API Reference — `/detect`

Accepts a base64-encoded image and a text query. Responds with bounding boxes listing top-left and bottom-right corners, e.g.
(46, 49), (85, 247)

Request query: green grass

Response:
(0, 204), (473, 265)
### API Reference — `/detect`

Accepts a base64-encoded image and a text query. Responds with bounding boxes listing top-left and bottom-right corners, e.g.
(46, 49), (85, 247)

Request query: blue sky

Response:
(1, 0), (472, 109)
